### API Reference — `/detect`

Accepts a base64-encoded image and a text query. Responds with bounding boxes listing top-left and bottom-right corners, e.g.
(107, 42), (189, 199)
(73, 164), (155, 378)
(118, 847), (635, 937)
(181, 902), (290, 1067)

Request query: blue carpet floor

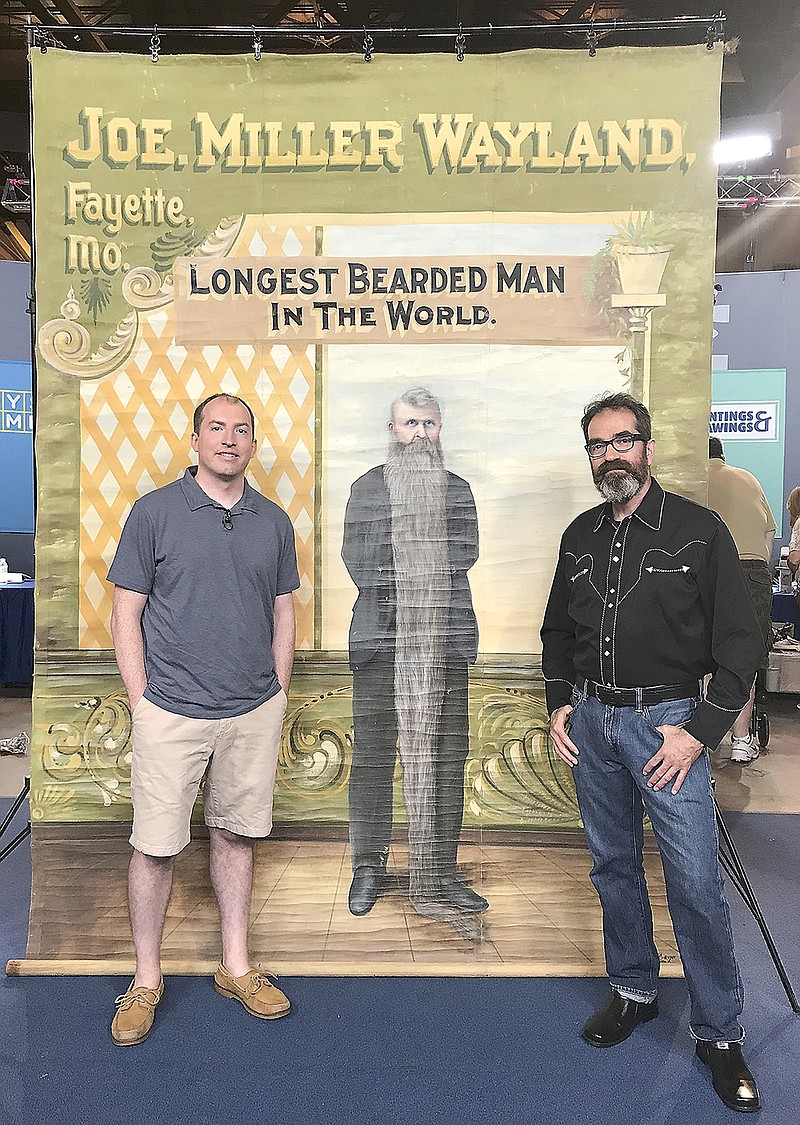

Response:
(1, 804), (798, 1125)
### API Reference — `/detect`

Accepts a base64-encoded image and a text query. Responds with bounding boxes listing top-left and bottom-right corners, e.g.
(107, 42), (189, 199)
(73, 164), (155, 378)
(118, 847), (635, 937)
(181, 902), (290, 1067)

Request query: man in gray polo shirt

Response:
(107, 392), (299, 1046)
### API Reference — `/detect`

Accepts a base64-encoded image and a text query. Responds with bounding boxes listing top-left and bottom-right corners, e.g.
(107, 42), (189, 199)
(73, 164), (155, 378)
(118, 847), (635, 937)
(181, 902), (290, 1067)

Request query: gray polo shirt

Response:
(108, 467), (300, 719)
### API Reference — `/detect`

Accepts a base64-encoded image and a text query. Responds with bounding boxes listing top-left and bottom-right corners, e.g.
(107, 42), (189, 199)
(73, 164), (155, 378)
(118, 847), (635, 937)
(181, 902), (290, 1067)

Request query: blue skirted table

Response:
(0, 580), (34, 685)
(772, 591), (800, 631)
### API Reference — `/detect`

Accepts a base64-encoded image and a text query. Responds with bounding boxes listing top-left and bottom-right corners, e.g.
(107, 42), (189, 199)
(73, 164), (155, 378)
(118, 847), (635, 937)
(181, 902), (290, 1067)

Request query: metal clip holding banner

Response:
(150, 25), (160, 63)
(253, 27), (263, 62)
(586, 22), (598, 58)
(363, 28), (374, 63)
(455, 23), (466, 62)
(30, 24), (58, 54)
(707, 11), (725, 50)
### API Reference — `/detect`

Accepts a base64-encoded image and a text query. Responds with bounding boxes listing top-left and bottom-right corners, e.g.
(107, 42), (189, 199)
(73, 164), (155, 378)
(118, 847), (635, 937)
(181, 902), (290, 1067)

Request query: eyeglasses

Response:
(585, 433), (648, 459)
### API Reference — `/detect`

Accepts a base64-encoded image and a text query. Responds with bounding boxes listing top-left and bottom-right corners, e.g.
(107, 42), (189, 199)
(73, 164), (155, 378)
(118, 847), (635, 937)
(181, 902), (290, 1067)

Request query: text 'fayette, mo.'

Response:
(64, 109), (695, 172)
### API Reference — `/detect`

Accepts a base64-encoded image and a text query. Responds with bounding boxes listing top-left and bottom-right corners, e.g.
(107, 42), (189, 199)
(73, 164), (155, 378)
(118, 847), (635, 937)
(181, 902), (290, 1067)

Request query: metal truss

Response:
(718, 172), (800, 211)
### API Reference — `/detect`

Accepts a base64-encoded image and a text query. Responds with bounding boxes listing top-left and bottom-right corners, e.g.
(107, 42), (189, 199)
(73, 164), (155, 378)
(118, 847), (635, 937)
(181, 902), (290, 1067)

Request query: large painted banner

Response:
(29, 45), (721, 965)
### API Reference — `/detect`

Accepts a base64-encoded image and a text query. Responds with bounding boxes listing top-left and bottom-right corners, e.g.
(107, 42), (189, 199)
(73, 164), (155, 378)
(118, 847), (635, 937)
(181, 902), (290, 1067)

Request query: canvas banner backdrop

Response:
(29, 46), (721, 846)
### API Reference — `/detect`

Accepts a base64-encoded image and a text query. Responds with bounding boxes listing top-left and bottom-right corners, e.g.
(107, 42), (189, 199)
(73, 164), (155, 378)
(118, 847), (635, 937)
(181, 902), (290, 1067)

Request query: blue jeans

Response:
(569, 688), (744, 1042)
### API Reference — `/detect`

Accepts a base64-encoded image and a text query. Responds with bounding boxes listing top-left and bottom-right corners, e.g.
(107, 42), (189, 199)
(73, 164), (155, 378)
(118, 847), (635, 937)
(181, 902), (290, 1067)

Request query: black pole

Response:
(26, 18), (38, 587)
(25, 14), (726, 51)
(0, 824), (31, 865)
(715, 799), (800, 1013)
(0, 776), (31, 867)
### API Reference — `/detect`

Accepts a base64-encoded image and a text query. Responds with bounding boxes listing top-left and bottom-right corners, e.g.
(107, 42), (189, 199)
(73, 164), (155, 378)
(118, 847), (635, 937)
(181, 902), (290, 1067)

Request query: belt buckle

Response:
(601, 684), (634, 706)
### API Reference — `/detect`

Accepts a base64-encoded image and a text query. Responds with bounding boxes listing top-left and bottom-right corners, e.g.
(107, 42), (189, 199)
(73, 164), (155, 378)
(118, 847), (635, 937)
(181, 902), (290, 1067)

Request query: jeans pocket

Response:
(643, 697), (698, 736)
(570, 686), (587, 712)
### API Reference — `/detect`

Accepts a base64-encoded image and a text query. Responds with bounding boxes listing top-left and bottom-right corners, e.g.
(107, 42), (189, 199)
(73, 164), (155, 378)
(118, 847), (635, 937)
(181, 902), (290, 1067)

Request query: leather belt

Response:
(581, 680), (699, 708)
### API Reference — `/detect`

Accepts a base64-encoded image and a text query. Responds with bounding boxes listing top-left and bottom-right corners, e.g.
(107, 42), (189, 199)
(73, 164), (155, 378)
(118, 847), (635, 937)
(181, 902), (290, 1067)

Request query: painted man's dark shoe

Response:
(348, 867), (387, 916)
(438, 878), (489, 913)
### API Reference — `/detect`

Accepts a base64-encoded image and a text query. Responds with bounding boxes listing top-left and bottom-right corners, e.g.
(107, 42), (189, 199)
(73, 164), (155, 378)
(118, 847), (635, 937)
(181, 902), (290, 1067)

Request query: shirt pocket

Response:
(566, 558), (597, 624)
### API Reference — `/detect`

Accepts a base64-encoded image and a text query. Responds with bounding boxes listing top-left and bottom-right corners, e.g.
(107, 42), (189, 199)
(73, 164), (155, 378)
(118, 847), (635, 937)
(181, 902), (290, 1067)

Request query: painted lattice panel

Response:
(79, 223), (318, 650)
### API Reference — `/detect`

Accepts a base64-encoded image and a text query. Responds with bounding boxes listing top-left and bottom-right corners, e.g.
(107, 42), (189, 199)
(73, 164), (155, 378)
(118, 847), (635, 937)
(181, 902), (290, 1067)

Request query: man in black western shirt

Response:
(541, 392), (763, 1114)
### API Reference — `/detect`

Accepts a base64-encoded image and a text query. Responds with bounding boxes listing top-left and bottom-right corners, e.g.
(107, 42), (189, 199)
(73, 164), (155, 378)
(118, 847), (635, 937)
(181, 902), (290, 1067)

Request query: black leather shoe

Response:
(438, 878), (489, 913)
(348, 867), (386, 916)
(696, 1040), (761, 1113)
(582, 992), (658, 1047)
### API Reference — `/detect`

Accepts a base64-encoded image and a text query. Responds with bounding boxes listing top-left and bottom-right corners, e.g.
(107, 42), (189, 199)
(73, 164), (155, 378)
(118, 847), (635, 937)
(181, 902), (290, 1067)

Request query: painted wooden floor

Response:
(21, 833), (683, 977)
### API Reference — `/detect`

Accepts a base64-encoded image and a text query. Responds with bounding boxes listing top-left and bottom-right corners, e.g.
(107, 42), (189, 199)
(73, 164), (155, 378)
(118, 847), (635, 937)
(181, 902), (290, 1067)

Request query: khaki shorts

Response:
(130, 690), (287, 857)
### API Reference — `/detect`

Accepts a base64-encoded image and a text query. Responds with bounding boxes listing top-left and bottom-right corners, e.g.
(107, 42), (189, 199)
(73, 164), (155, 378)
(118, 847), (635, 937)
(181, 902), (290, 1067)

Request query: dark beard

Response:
(593, 456), (649, 504)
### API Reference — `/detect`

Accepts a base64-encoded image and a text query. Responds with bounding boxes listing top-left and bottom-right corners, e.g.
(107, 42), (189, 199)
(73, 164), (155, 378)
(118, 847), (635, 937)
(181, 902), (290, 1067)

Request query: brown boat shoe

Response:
(111, 979), (164, 1046)
(213, 963), (291, 1019)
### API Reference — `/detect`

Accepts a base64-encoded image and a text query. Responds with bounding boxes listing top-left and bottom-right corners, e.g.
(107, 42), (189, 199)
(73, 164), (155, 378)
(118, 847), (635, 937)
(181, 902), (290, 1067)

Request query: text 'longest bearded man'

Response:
(342, 387), (486, 922)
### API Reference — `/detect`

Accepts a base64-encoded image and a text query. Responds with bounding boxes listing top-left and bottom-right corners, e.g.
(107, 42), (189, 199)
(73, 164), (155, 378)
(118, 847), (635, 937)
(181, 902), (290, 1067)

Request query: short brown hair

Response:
(788, 486), (800, 527)
(193, 393), (255, 437)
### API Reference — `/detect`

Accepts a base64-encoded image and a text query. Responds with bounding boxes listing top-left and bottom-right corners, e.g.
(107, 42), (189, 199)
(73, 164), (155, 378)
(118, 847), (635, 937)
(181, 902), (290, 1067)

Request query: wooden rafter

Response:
(47, 1), (110, 50)
(556, 2), (597, 21)
(0, 221), (31, 261)
(265, 0), (306, 24)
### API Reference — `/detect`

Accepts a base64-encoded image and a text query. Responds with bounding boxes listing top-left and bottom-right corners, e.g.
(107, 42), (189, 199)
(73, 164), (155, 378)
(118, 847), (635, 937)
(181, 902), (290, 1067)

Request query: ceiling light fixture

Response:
(714, 135), (773, 165)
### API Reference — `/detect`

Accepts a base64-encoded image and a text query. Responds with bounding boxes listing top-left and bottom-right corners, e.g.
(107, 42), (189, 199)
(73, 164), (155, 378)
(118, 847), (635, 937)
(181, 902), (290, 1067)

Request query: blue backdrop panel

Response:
(0, 359), (33, 534)
(713, 270), (800, 543)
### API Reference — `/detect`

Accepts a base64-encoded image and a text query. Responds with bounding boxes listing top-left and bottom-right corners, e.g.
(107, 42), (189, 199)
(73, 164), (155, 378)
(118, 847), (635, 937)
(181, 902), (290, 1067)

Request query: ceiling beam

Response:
(46, 1), (110, 50)
(556, 2), (596, 21)
(317, 1), (349, 24)
(265, 1), (306, 24)
(6, 220), (31, 259)
(0, 221), (30, 262)
(21, 0), (65, 27)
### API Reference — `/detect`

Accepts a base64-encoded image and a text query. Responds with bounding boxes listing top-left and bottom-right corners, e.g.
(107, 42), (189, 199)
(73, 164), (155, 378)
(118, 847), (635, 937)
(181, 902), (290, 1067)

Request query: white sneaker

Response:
(730, 735), (759, 763)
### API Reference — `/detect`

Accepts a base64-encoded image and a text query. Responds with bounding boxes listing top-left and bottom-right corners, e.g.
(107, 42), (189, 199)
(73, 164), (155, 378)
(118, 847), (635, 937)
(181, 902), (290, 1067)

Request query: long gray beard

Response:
(385, 440), (450, 903)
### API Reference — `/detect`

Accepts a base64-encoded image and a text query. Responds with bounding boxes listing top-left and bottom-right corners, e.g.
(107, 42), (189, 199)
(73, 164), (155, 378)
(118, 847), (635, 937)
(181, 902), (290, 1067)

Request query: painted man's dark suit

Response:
(342, 465), (479, 878)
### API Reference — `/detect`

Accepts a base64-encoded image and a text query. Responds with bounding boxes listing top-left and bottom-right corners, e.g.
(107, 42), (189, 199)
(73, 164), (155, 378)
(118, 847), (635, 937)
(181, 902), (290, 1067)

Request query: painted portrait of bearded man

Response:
(342, 386), (485, 929)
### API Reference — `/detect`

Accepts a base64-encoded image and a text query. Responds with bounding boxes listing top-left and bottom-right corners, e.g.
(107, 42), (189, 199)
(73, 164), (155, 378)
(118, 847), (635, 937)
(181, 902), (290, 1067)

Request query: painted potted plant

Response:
(582, 211), (677, 384)
(609, 212), (674, 294)
(585, 212), (675, 308)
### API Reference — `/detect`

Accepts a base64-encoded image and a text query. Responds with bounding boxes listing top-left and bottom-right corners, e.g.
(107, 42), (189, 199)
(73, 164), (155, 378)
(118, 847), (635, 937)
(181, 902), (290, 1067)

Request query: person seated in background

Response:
(787, 486), (800, 578)
(707, 437), (775, 764)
